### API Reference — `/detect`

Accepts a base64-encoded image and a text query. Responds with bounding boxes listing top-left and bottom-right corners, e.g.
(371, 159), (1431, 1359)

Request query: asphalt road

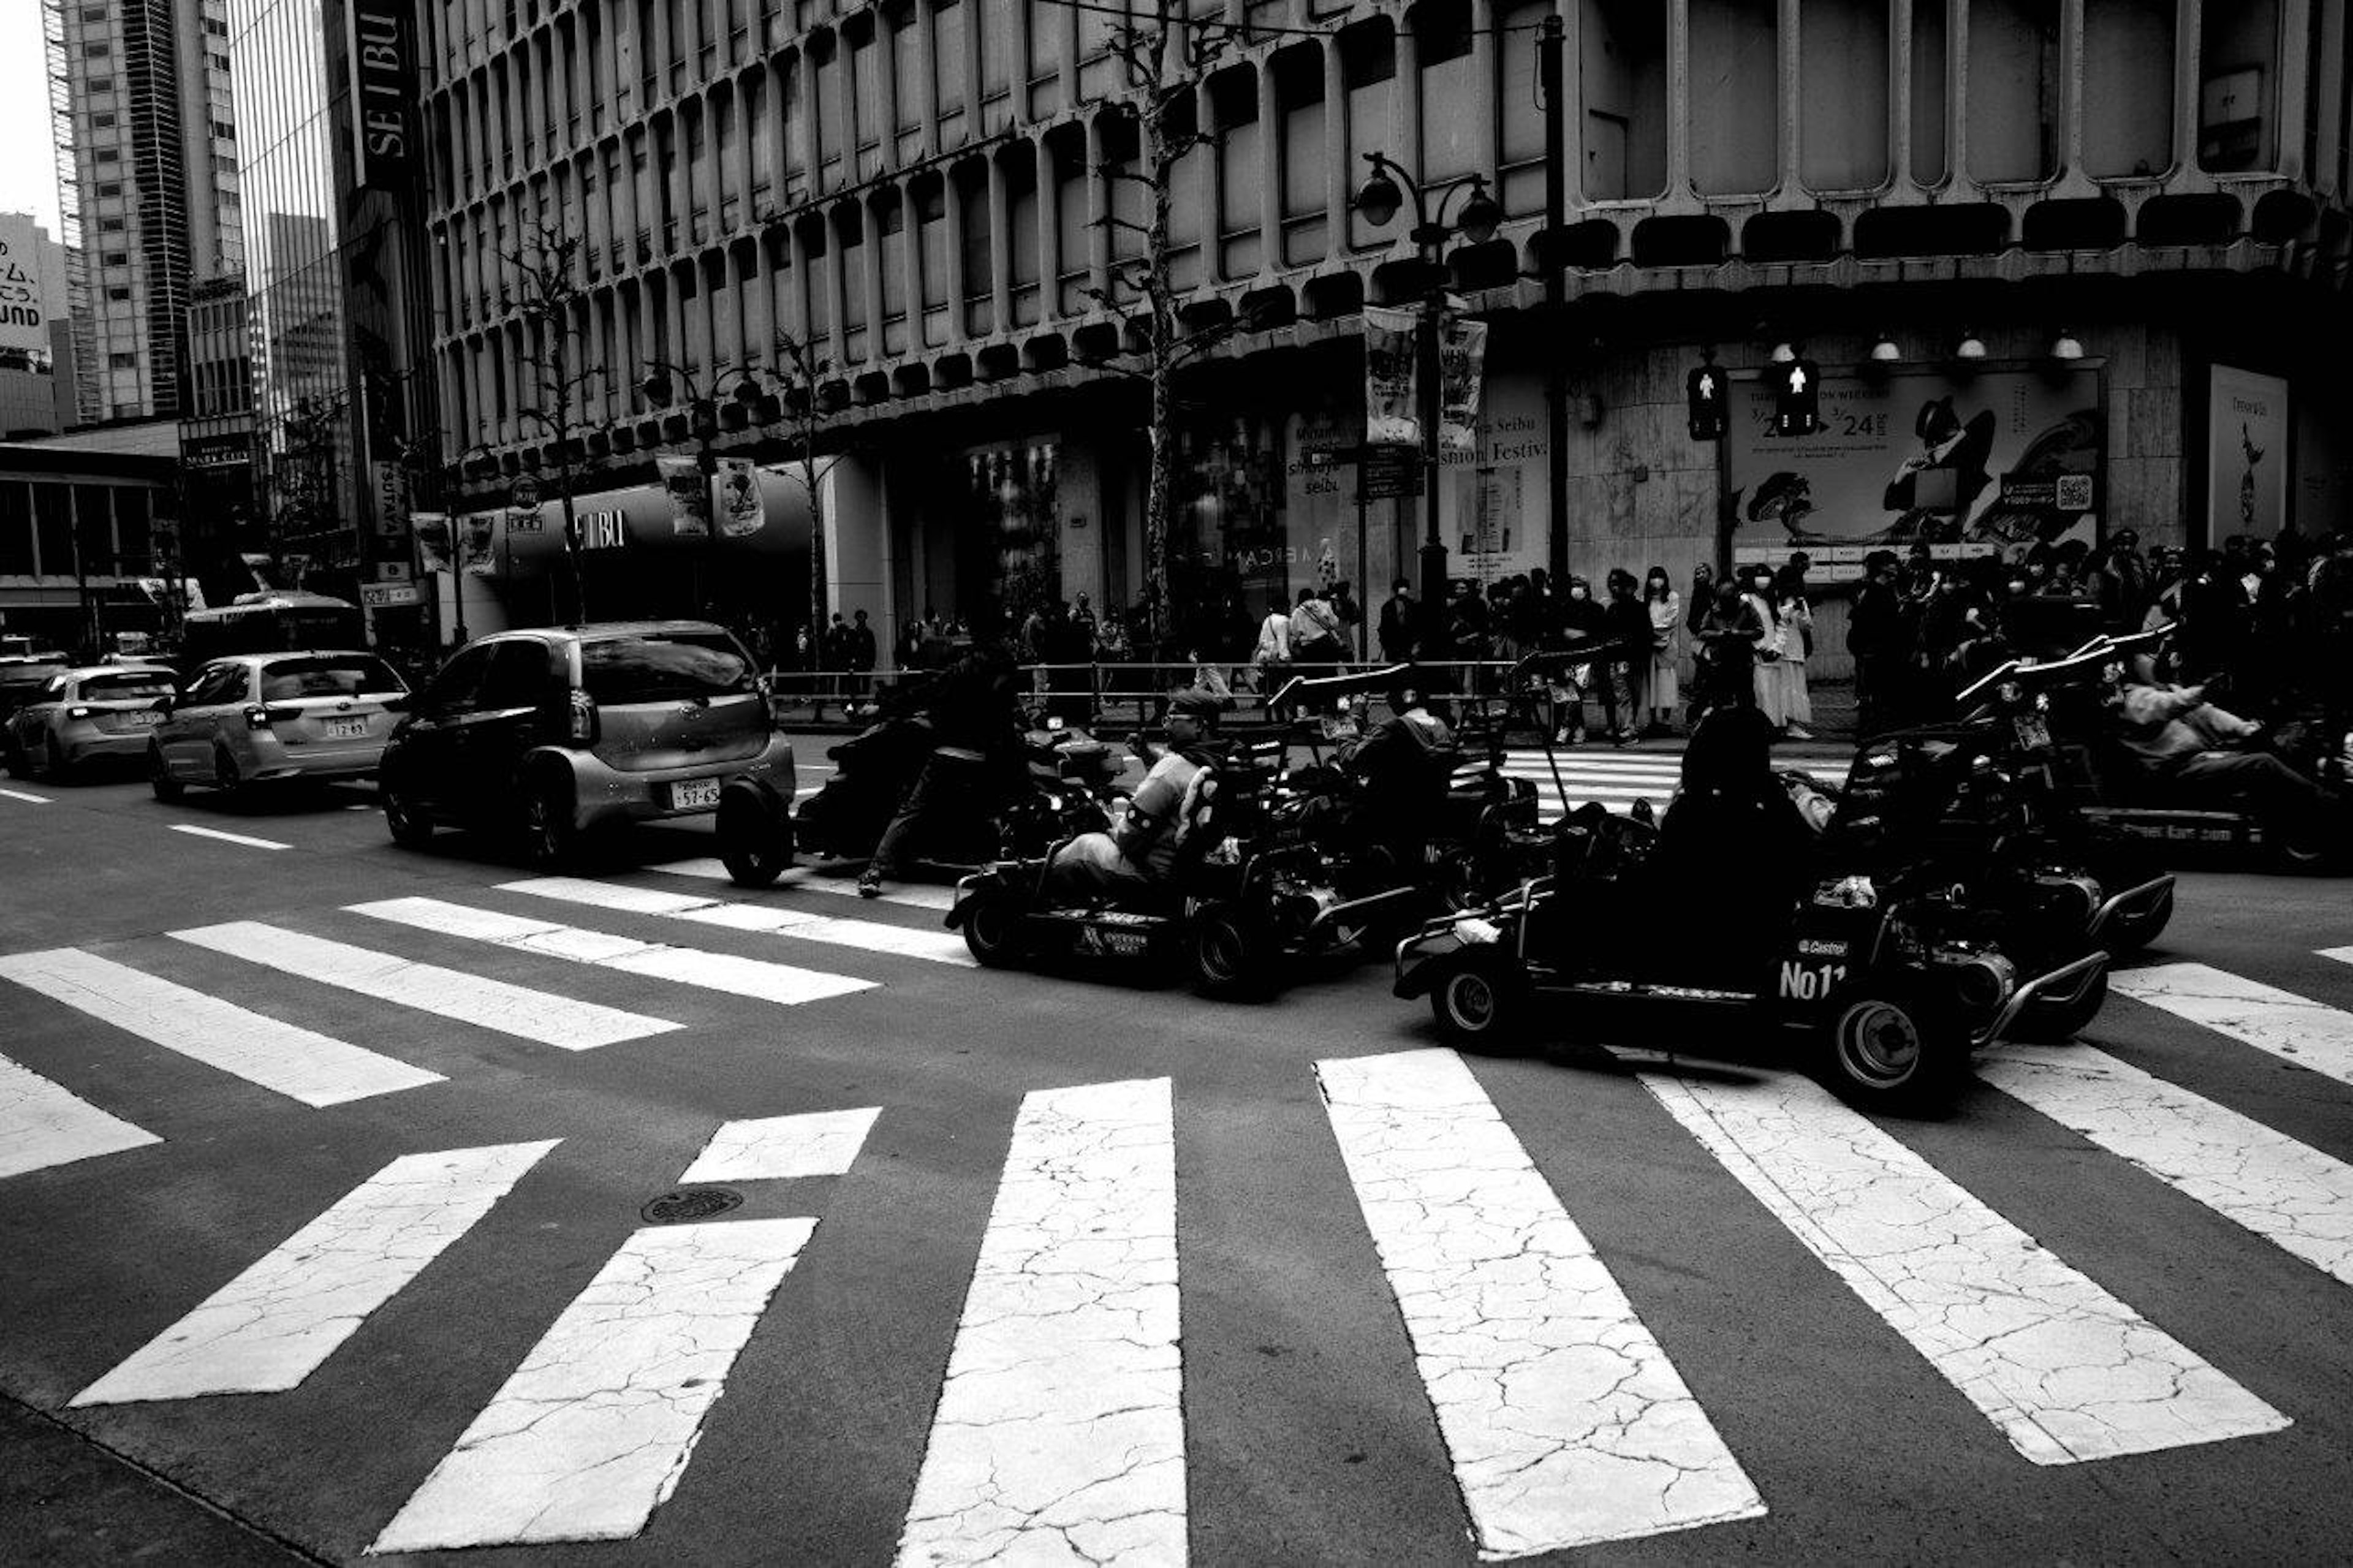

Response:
(1, 743), (2348, 1566)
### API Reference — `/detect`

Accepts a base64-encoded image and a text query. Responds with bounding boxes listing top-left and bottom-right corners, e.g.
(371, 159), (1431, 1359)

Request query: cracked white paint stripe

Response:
(650, 857), (959, 912)
(680, 1107), (879, 1183)
(72, 1140), (557, 1405)
(0, 1053), (159, 1180)
(1979, 1043), (2353, 1289)
(169, 921), (679, 1051)
(1635, 1061), (2289, 1464)
(0, 949), (443, 1107)
(896, 1077), (1183, 1567)
(2111, 963), (2353, 1088)
(502, 875), (974, 967)
(1318, 1048), (1764, 1559)
(369, 1216), (816, 1553)
(349, 896), (880, 1006)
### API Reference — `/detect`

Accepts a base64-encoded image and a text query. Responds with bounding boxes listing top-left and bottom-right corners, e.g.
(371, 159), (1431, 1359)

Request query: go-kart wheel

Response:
(958, 887), (1026, 968)
(1429, 958), (1526, 1047)
(1824, 983), (1967, 1111)
(1191, 906), (1267, 999)
(2268, 814), (2340, 874)
(2010, 963), (2109, 1044)
(718, 792), (793, 887)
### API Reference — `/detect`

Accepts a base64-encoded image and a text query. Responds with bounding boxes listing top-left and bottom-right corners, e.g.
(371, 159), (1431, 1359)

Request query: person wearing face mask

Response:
(1552, 575), (1608, 744)
(1600, 570), (1651, 745)
(1691, 578), (1765, 727)
(1743, 569), (1784, 726)
(1643, 566), (1681, 736)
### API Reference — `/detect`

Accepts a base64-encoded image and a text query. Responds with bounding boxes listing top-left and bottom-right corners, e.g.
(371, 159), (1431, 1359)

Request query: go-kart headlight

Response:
(1811, 875), (1879, 910)
(1997, 680), (2024, 706)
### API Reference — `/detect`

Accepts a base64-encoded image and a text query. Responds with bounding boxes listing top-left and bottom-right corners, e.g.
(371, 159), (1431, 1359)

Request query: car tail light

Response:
(567, 691), (598, 744)
(66, 704), (92, 720)
(244, 703), (272, 729)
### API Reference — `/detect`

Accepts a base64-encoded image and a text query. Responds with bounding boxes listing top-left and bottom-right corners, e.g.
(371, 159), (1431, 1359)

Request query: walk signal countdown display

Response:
(1773, 358), (1821, 436)
(1687, 364), (1729, 441)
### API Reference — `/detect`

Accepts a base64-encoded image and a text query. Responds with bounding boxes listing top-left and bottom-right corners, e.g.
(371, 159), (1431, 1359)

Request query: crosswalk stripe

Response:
(1978, 1044), (2353, 1289)
(169, 824), (292, 850)
(0, 949), (444, 1107)
(0, 1052), (160, 1180)
(1631, 1056), (2289, 1463)
(680, 1107), (880, 1183)
(72, 1141), (558, 1406)
(1317, 1048), (1764, 1555)
(502, 876), (975, 968)
(896, 1078), (1184, 1567)
(170, 922), (680, 1051)
(2112, 963), (2353, 1089)
(651, 857), (959, 913)
(350, 896), (879, 1006)
(370, 1216), (817, 1552)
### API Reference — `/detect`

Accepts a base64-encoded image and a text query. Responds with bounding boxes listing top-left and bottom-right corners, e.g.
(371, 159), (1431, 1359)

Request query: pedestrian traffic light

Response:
(1773, 355), (1821, 437)
(1687, 362), (1729, 441)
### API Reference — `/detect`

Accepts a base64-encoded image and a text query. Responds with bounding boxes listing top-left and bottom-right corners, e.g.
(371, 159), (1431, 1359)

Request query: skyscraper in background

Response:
(43, 0), (243, 424)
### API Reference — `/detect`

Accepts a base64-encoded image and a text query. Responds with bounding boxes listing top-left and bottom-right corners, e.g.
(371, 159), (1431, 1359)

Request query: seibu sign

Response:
(346, 0), (414, 184)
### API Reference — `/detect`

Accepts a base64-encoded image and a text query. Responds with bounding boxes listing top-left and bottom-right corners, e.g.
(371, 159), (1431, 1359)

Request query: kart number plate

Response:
(2012, 716), (2050, 751)
(1101, 931), (1150, 956)
(325, 717), (368, 740)
(669, 778), (722, 811)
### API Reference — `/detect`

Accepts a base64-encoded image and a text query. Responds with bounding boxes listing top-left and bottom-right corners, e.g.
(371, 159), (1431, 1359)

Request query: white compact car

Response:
(3, 664), (180, 778)
(149, 651), (411, 798)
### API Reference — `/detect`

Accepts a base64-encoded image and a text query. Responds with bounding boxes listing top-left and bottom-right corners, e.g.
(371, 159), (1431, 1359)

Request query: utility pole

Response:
(1540, 13), (1569, 587)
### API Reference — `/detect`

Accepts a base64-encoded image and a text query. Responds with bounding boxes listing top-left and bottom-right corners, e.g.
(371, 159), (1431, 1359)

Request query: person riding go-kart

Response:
(947, 683), (1433, 994)
(1395, 706), (2109, 1108)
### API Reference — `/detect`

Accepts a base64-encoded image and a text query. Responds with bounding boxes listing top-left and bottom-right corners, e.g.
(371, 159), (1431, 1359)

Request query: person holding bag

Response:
(1643, 566), (1682, 736)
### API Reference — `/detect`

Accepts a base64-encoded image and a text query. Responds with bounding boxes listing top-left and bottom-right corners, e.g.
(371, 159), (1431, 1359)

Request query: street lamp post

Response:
(1351, 153), (1501, 648)
(445, 443), (501, 646)
(640, 361), (775, 619)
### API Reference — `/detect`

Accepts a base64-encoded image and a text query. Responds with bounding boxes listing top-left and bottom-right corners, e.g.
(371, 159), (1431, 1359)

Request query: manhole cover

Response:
(641, 1187), (743, 1224)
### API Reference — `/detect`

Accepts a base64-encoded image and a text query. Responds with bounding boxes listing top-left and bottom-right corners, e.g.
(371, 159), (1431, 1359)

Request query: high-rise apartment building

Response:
(44, 0), (244, 424)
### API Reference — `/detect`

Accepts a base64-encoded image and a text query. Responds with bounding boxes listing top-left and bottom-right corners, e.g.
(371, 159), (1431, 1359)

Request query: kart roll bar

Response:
(1264, 662), (1417, 718)
(1505, 638), (1642, 808)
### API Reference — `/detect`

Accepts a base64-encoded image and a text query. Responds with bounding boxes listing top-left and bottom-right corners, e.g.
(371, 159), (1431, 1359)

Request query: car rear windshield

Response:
(259, 656), (407, 702)
(1, 658), (69, 684)
(580, 633), (754, 704)
(81, 672), (176, 701)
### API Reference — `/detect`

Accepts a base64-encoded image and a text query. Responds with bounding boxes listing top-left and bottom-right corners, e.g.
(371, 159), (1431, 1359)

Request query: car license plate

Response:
(2013, 716), (2050, 751)
(127, 710), (162, 727)
(669, 777), (721, 811)
(326, 717), (369, 740)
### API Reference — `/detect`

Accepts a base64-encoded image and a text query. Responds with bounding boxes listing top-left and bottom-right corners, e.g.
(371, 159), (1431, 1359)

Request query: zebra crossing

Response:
(1497, 746), (1851, 822)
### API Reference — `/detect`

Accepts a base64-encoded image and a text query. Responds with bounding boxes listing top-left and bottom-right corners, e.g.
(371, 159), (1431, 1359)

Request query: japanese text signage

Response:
(0, 214), (60, 356)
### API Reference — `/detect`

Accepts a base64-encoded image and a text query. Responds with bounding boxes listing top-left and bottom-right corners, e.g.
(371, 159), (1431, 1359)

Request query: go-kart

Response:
(1395, 803), (2109, 1108)
(947, 733), (1428, 996)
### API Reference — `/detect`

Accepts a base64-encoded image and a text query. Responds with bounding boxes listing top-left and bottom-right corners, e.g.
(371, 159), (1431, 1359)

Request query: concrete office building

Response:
(420, 0), (2353, 665)
(44, 0), (244, 423)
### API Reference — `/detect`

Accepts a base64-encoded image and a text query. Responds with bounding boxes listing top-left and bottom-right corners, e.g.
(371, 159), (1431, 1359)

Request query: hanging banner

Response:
(370, 460), (411, 544)
(714, 456), (765, 537)
(659, 455), (710, 537)
(1438, 317), (1488, 458)
(2207, 365), (2287, 543)
(412, 510), (452, 574)
(460, 512), (499, 576)
(1363, 308), (1420, 446)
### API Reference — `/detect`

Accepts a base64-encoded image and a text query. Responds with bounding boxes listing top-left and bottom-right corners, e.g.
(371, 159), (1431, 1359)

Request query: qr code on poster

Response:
(2055, 473), (2094, 510)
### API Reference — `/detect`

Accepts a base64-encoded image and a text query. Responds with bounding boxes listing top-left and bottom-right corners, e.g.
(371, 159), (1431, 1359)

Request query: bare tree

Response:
(1089, 1), (1243, 654)
(506, 224), (607, 623)
(763, 329), (843, 670)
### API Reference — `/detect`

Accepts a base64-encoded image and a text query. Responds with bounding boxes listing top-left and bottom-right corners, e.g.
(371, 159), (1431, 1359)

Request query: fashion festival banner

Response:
(411, 512), (452, 574)
(1363, 308), (1420, 445)
(714, 456), (765, 537)
(1726, 366), (2102, 564)
(659, 456), (711, 537)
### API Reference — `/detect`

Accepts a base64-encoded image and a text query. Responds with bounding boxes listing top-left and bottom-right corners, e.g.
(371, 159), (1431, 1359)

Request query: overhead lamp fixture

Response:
(1953, 331), (1988, 362)
(2049, 327), (2085, 361)
(1768, 340), (1798, 364)
(1870, 333), (1902, 363)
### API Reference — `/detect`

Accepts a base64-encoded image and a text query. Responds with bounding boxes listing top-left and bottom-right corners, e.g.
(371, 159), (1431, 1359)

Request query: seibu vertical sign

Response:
(346, 0), (414, 186)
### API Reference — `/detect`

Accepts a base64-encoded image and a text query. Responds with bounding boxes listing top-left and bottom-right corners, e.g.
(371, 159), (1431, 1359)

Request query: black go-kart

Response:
(1395, 801), (2109, 1109)
(947, 684), (1434, 996)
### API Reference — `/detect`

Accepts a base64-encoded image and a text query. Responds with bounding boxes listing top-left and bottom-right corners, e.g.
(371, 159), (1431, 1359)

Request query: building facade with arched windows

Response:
(419, 0), (2353, 665)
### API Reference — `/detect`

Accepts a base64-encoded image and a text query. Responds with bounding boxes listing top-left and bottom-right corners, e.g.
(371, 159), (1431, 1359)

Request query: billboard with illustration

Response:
(1726, 368), (2102, 575)
(2206, 365), (2286, 544)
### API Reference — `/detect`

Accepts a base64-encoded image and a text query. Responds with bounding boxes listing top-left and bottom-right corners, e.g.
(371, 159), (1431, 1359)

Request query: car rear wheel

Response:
(148, 743), (183, 801)
(718, 792), (792, 887)
(521, 775), (581, 869)
(1825, 983), (1967, 1111)
(383, 780), (434, 847)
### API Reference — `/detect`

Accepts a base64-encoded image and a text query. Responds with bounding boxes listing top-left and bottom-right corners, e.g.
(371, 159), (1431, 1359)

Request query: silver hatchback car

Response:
(5, 664), (180, 778)
(149, 651), (411, 798)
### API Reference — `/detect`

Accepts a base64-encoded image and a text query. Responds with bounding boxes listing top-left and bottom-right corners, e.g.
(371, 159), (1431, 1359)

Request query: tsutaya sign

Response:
(346, 0), (414, 185)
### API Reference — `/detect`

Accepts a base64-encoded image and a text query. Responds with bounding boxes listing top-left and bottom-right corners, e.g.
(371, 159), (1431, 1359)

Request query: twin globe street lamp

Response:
(1352, 152), (1502, 645)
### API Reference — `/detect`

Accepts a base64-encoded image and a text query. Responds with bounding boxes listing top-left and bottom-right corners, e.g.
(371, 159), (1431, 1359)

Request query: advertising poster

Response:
(659, 455), (710, 537)
(411, 511), (452, 574)
(0, 214), (58, 356)
(2207, 364), (2287, 542)
(714, 456), (765, 537)
(1363, 308), (1420, 445)
(1438, 317), (1487, 458)
(460, 512), (499, 575)
(1726, 367), (2102, 577)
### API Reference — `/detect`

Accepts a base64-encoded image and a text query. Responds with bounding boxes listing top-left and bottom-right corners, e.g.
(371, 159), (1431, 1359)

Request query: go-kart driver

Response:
(1046, 687), (1227, 895)
(859, 644), (1026, 898)
(2109, 651), (2339, 825)
(1335, 674), (1455, 869)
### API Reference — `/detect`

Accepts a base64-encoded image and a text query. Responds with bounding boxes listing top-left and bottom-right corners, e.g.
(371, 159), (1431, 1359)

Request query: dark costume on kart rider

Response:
(2109, 651), (2339, 826)
(1045, 687), (1227, 895)
(1651, 706), (1819, 985)
(1335, 675), (1456, 871)
(860, 644), (1026, 897)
